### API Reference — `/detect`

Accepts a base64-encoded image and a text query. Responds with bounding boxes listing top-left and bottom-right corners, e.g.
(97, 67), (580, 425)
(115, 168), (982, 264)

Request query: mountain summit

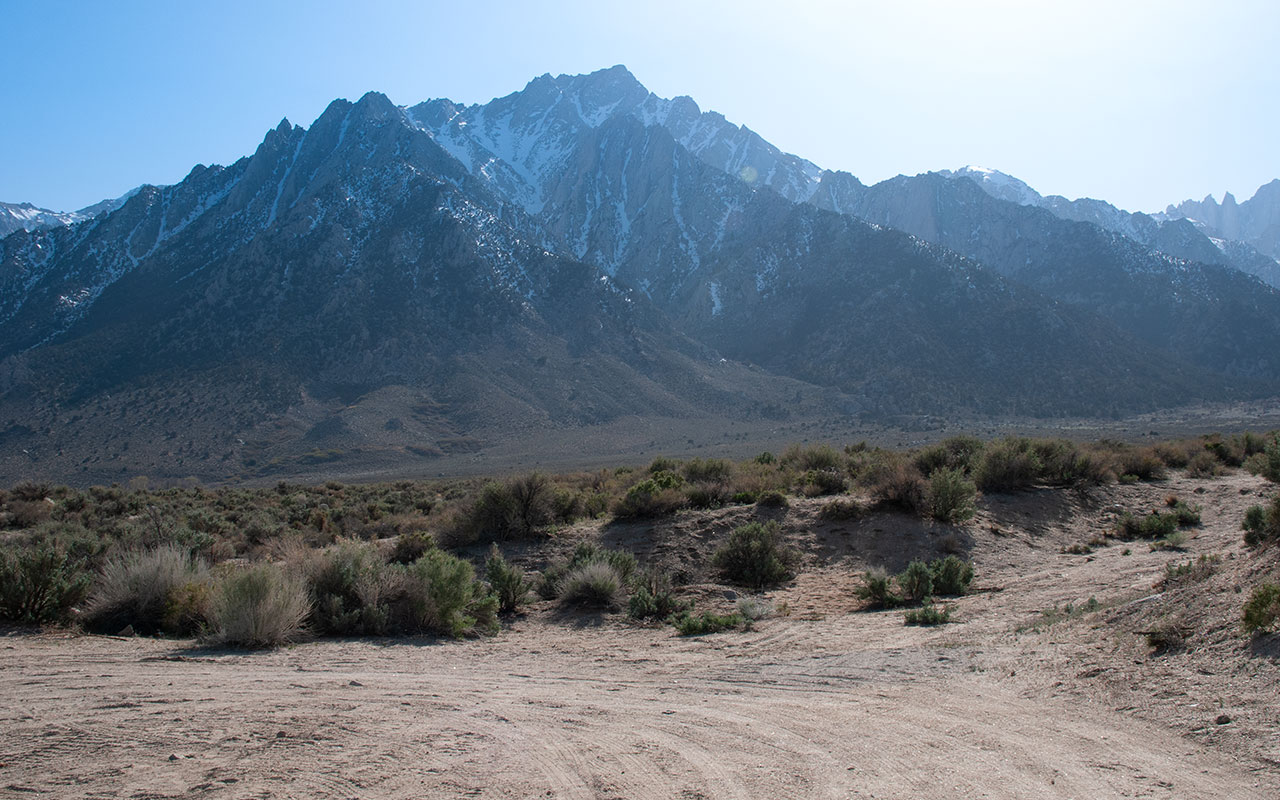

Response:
(1, 67), (1278, 483)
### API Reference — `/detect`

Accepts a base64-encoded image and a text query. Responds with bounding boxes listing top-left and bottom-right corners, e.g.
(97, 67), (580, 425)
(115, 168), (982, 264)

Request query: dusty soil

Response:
(2, 472), (1278, 799)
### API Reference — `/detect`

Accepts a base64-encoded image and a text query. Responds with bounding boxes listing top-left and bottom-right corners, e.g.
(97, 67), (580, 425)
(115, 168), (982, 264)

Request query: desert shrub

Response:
(913, 435), (984, 477)
(925, 468), (977, 523)
(0, 542), (91, 624)
(538, 543), (637, 600)
(1162, 554), (1221, 587)
(711, 521), (798, 590)
(1150, 529), (1188, 551)
(1169, 500), (1201, 527)
(648, 456), (681, 474)
(755, 490), (789, 508)
(672, 610), (743, 636)
(401, 549), (497, 637)
(1244, 436), (1280, 483)
(1186, 450), (1226, 478)
(447, 475), (552, 546)
(754, 451), (777, 465)
(209, 563), (310, 648)
(863, 454), (926, 512)
(307, 539), (395, 636)
(627, 576), (686, 622)
(1151, 439), (1198, 469)
(820, 498), (863, 520)
(685, 482), (731, 510)
(898, 560), (933, 604)
(929, 555), (974, 596)
(84, 544), (208, 635)
(736, 595), (774, 622)
(781, 443), (843, 472)
(904, 603), (951, 626)
(558, 561), (624, 609)
(683, 458), (733, 484)
(973, 438), (1040, 492)
(485, 544), (530, 614)
(614, 471), (687, 519)
(1242, 495), (1280, 547)
(1202, 434), (1246, 468)
(857, 567), (900, 609)
(163, 580), (213, 636)
(389, 529), (436, 564)
(1114, 448), (1167, 482)
(1241, 583), (1280, 635)
(798, 469), (846, 497)
(1116, 511), (1179, 540)
(1033, 439), (1108, 485)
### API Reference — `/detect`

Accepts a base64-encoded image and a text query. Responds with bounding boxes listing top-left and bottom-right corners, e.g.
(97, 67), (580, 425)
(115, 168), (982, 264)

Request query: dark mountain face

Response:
(0, 66), (1276, 483)
(810, 172), (1280, 382)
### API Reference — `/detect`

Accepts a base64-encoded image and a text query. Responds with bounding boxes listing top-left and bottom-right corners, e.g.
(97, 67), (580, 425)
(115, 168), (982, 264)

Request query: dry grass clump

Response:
(85, 543), (208, 635)
(209, 562), (310, 649)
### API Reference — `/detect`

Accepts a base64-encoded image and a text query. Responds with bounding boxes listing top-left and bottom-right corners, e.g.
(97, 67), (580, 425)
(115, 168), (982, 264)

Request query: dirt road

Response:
(2, 473), (1277, 798)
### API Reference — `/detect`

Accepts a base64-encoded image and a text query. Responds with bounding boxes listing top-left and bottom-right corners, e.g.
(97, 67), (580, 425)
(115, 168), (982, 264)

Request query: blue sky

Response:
(3, 0), (1277, 214)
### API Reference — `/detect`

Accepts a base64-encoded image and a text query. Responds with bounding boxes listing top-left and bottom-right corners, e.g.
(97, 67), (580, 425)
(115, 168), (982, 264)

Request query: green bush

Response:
(627, 570), (685, 621)
(857, 567), (900, 609)
(389, 529), (436, 564)
(401, 549), (497, 637)
(711, 521), (798, 590)
(798, 469), (847, 497)
(1116, 511), (1179, 540)
(614, 471), (687, 518)
(672, 610), (743, 636)
(307, 539), (394, 636)
(85, 544), (208, 635)
(1242, 498), (1280, 547)
(1244, 436), (1280, 483)
(0, 542), (91, 625)
(1241, 583), (1280, 634)
(448, 474), (552, 546)
(898, 560), (933, 604)
(929, 555), (974, 596)
(485, 544), (530, 614)
(914, 436), (984, 477)
(904, 603), (951, 626)
(973, 438), (1040, 492)
(925, 468), (977, 523)
(209, 563), (311, 648)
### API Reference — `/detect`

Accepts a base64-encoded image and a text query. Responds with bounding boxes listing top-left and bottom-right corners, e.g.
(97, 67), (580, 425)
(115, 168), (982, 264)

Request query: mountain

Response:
(1164, 180), (1280, 262)
(0, 202), (88, 239)
(0, 191), (138, 239)
(932, 167), (1280, 289)
(1, 66), (1277, 483)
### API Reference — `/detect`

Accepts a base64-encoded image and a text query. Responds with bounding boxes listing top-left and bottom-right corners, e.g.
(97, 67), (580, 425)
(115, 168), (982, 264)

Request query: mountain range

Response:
(3, 65), (1279, 484)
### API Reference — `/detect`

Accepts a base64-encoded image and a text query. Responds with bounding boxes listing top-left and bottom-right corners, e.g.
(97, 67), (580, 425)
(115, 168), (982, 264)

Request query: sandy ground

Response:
(2, 473), (1278, 799)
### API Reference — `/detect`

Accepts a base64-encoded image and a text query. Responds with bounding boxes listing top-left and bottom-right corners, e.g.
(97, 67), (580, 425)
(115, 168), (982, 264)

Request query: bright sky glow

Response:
(2, 0), (1277, 214)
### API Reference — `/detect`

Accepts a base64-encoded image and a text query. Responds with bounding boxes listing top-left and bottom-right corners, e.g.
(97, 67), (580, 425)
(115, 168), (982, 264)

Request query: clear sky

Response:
(3, 0), (1277, 214)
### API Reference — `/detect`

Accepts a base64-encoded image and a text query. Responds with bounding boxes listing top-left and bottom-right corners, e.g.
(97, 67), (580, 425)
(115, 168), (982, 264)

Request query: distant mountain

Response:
(932, 167), (1280, 288)
(1, 66), (1277, 483)
(1164, 180), (1280, 262)
(0, 191), (137, 239)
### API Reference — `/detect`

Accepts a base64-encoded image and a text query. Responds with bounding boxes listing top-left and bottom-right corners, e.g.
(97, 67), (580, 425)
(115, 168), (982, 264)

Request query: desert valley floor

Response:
(2, 470), (1278, 799)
